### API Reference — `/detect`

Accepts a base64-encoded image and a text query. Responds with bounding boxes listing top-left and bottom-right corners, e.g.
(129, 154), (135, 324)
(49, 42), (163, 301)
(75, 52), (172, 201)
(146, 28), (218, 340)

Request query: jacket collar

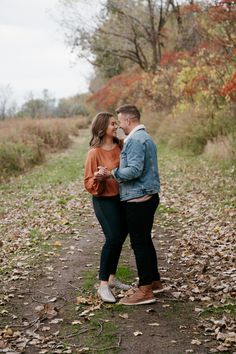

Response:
(124, 124), (145, 143)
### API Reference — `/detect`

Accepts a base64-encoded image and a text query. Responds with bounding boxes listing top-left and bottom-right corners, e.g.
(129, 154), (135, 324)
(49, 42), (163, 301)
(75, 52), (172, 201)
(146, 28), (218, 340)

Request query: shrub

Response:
(0, 118), (82, 181)
(0, 139), (45, 181)
(155, 104), (236, 155)
(24, 120), (71, 150)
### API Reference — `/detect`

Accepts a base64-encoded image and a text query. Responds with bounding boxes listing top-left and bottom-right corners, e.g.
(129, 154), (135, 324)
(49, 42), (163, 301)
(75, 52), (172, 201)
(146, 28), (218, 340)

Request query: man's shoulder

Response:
(131, 129), (153, 142)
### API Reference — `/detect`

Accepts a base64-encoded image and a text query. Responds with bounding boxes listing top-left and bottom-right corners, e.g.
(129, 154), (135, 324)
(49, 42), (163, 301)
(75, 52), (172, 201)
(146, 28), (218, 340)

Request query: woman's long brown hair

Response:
(89, 112), (123, 148)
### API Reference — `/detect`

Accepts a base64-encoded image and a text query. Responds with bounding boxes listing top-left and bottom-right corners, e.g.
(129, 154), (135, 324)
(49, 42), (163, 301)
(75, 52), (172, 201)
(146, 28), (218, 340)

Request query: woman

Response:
(84, 112), (130, 303)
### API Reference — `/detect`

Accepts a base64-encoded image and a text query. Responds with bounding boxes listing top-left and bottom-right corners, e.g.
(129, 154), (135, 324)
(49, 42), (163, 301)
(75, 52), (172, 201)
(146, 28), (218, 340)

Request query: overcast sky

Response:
(0, 0), (94, 106)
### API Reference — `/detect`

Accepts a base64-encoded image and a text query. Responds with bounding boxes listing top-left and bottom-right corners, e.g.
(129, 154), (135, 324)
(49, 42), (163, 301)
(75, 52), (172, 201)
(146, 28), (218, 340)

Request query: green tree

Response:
(56, 95), (89, 117)
(19, 90), (56, 119)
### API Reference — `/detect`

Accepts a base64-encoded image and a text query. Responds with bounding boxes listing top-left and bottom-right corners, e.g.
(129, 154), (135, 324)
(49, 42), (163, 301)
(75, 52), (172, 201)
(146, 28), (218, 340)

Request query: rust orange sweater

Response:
(84, 144), (121, 197)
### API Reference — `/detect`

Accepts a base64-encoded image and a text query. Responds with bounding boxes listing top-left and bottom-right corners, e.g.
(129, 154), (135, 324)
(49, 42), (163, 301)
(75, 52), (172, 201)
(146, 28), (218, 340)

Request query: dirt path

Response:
(0, 204), (208, 354)
(0, 133), (235, 354)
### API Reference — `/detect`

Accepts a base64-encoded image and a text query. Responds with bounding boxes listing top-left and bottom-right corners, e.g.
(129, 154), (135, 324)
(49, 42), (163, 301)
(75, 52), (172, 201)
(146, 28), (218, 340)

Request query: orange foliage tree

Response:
(87, 71), (145, 111)
(87, 1), (236, 113)
(221, 72), (236, 101)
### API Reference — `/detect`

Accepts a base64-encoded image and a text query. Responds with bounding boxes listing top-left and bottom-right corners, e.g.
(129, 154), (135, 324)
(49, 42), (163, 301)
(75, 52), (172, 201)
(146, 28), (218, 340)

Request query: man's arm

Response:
(113, 139), (145, 182)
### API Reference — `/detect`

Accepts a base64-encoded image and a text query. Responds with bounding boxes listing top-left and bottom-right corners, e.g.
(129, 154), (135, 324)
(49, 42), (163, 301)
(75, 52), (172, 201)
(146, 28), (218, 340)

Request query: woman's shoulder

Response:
(89, 146), (103, 152)
(87, 143), (121, 156)
(86, 147), (100, 158)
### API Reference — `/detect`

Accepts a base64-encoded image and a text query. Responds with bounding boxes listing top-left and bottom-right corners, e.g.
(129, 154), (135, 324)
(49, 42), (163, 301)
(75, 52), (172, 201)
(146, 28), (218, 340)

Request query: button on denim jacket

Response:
(113, 127), (160, 201)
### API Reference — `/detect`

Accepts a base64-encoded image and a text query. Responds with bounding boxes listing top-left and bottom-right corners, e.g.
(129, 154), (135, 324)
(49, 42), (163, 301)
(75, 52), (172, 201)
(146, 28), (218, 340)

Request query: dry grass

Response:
(155, 106), (210, 153)
(204, 134), (236, 161)
(144, 104), (236, 159)
(0, 117), (88, 181)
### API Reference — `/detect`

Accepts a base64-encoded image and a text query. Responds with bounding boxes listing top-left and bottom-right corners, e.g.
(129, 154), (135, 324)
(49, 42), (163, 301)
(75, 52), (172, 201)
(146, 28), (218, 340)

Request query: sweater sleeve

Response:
(84, 149), (105, 196)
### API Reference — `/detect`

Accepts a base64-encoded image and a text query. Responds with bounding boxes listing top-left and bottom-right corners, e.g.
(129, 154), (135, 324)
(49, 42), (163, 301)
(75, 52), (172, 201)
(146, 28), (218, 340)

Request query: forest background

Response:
(0, 0), (235, 179)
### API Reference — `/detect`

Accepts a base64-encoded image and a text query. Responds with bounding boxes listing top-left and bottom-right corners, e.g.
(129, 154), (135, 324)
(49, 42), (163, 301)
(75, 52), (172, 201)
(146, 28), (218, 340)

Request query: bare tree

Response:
(0, 85), (14, 120)
(59, 0), (180, 74)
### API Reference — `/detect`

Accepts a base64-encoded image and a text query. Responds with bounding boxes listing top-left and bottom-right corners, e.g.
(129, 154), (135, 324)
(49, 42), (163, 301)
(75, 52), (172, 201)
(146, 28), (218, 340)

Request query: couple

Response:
(84, 104), (162, 306)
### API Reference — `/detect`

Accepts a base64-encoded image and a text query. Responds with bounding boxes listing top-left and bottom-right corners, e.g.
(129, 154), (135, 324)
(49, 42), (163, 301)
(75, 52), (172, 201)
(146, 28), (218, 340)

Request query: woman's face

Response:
(105, 116), (118, 138)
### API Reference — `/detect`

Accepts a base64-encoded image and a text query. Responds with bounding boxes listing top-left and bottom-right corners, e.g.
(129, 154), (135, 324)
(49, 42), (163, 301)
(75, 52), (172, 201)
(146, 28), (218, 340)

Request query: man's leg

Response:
(119, 194), (161, 305)
(125, 194), (160, 285)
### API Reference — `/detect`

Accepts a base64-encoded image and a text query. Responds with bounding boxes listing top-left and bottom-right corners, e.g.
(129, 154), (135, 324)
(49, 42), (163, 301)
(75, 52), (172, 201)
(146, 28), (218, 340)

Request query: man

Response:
(100, 104), (162, 305)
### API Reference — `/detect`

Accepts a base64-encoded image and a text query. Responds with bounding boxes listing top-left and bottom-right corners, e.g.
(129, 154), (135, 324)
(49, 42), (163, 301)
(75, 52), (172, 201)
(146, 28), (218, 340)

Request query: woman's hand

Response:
(98, 166), (113, 179)
(94, 166), (112, 180)
(94, 171), (105, 181)
(94, 166), (107, 181)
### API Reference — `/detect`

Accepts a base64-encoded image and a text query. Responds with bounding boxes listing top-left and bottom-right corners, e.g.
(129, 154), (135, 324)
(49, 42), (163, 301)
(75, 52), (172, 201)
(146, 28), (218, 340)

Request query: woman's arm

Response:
(84, 150), (105, 196)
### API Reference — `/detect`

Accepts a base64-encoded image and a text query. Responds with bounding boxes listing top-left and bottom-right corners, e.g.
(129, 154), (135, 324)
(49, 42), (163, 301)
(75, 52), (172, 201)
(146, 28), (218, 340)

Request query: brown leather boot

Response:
(119, 285), (156, 306)
(152, 280), (163, 294)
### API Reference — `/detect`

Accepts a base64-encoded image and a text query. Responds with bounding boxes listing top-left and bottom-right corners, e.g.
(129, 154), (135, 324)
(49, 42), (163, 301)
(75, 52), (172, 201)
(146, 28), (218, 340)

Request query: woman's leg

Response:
(92, 196), (127, 281)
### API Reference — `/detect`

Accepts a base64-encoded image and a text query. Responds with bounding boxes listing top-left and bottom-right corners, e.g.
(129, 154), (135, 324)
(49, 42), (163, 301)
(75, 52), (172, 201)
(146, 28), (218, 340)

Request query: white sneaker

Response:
(109, 278), (132, 291)
(97, 285), (116, 303)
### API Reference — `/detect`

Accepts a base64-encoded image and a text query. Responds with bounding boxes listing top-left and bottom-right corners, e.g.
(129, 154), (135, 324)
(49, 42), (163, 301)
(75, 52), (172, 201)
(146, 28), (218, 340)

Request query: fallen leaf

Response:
(191, 339), (202, 345)
(133, 331), (143, 336)
(0, 340), (7, 349)
(53, 331), (60, 336)
(2, 327), (14, 337)
(41, 326), (50, 331)
(146, 308), (155, 313)
(76, 296), (92, 305)
(78, 347), (90, 353)
(53, 241), (62, 247)
(72, 320), (83, 325)
(49, 318), (63, 324)
(119, 313), (129, 319)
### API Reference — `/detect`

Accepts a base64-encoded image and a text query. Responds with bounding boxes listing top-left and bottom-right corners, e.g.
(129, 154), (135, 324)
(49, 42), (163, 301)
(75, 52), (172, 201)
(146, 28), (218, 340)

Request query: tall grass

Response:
(204, 134), (236, 161)
(0, 117), (88, 181)
(143, 104), (236, 160)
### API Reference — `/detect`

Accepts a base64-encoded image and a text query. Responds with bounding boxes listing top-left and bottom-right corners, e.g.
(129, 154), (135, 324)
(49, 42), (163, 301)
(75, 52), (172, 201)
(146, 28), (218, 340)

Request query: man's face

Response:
(117, 113), (130, 135)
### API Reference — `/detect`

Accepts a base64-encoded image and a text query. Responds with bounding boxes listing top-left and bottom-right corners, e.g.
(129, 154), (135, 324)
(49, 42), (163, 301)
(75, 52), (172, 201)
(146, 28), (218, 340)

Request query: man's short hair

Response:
(115, 104), (140, 120)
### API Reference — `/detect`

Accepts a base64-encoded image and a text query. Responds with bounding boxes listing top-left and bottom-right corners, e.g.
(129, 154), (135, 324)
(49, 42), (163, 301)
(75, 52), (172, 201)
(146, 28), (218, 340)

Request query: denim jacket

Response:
(113, 127), (160, 201)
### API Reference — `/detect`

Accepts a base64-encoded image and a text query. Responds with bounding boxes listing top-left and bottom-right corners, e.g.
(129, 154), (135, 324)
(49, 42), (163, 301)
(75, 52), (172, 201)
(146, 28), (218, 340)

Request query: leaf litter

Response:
(0, 148), (235, 352)
(158, 155), (236, 352)
(0, 180), (92, 353)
